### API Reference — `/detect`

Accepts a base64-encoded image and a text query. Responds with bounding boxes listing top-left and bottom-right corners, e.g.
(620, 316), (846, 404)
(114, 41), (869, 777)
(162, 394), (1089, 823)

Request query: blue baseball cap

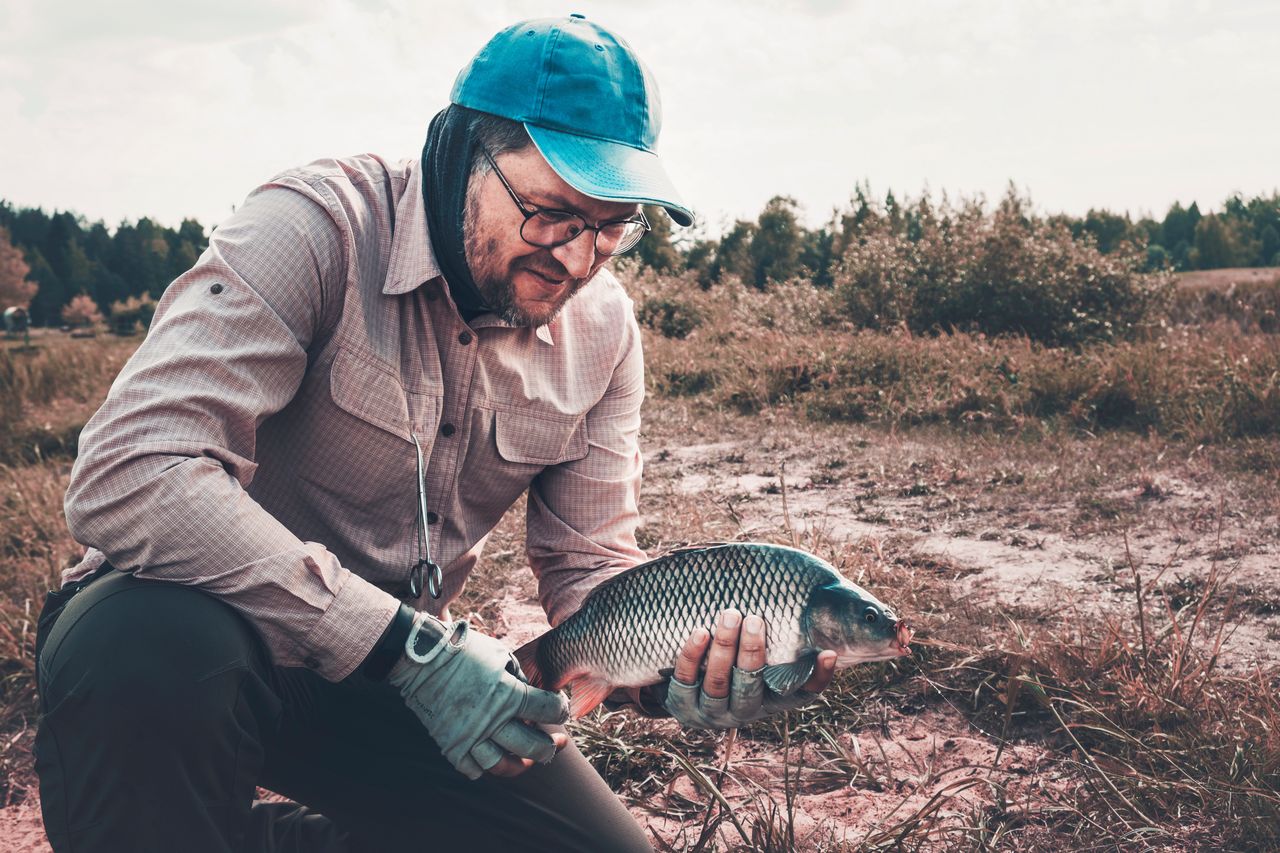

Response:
(451, 14), (693, 227)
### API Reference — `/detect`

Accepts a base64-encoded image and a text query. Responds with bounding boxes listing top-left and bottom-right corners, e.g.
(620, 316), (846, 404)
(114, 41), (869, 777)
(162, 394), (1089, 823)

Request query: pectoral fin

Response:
(762, 653), (817, 696)
(567, 674), (614, 719)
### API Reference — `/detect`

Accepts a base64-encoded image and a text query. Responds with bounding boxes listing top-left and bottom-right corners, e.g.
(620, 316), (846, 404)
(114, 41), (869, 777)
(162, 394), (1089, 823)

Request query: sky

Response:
(1, 0), (1276, 237)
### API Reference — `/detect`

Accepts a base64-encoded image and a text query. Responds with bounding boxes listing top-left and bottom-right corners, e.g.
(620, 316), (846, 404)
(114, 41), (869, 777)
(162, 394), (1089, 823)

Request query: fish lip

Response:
(894, 621), (914, 655)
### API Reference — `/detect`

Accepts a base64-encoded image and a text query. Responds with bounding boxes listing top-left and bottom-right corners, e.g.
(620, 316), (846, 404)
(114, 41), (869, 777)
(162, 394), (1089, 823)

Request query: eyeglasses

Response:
(482, 148), (650, 257)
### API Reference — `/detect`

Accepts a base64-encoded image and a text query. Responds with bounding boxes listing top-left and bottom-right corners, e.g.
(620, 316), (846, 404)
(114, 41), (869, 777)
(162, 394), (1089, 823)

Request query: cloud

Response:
(1, 0), (1276, 231)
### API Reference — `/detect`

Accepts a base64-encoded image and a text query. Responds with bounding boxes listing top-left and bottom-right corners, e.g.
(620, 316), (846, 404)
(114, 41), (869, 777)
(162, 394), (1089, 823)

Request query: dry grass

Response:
(1, 331), (138, 464)
(0, 460), (80, 806)
(1170, 267), (1280, 333)
(2, 282), (1279, 848)
(630, 269), (1280, 445)
(563, 396), (1280, 847)
(550, 516), (1280, 850)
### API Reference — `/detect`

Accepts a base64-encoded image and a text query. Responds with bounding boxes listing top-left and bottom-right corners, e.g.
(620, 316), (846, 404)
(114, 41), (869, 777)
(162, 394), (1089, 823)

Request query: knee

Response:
(41, 575), (272, 731)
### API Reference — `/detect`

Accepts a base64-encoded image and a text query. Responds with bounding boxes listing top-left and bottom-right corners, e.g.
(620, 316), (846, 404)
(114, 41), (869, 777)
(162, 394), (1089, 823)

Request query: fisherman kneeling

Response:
(33, 15), (836, 852)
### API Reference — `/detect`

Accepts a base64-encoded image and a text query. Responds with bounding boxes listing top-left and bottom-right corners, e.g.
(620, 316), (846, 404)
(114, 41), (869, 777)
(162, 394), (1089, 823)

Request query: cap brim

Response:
(525, 125), (694, 227)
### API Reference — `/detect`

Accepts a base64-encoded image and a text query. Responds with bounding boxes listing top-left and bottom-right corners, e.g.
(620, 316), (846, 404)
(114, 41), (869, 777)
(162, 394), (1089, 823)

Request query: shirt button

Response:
(427, 511), (439, 524)
(210, 283), (224, 294)
(458, 331), (473, 345)
(303, 656), (320, 669)
(440, 423), (456, 437)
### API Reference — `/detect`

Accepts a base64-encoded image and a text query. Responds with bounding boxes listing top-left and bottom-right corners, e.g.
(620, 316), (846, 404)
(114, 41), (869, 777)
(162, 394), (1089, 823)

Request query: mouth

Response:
(894, 621), (914, 656)
(524, 267), (569, 292)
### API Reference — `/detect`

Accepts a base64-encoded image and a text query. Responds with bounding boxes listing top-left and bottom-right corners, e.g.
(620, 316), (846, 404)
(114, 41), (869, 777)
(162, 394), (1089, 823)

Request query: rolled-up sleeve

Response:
(64, 185), (399, 681)
(526, 301), (647, 625)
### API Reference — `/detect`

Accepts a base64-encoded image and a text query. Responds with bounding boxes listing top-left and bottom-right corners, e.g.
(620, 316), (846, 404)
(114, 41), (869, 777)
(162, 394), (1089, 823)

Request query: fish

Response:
(514, 542), (913, 718)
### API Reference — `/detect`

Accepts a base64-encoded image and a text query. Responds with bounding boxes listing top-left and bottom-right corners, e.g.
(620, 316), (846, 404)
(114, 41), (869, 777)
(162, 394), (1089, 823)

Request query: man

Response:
(34, 14), (836, 852)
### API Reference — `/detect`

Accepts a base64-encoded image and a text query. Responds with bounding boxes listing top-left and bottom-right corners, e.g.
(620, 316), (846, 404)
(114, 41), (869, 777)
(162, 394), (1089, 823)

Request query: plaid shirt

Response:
(62, 154), (647, 681)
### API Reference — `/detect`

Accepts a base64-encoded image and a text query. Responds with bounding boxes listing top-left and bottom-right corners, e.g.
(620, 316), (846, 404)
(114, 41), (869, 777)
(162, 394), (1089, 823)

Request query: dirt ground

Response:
(4, 404), (1277, 850)
(622, 407), (1279, 849)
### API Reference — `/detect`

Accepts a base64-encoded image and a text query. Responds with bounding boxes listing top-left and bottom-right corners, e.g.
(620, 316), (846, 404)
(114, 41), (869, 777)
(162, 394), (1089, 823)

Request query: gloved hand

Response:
(662, 667), (819, 730)
(388, 612), (569, 780)
(661, 610), (837, 730)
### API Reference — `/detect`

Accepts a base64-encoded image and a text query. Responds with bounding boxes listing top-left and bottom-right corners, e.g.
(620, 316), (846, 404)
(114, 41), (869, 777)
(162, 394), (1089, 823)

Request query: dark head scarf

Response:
(421, 105), (490, 320)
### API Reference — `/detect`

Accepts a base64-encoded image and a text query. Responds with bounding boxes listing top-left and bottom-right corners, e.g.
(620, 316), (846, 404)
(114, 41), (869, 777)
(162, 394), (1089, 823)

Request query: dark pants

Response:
(34, 570), (653, 852)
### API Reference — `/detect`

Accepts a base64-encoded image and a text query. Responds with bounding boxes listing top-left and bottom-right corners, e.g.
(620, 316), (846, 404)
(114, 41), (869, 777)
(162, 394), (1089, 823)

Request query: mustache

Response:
(523, 252), (575, 282)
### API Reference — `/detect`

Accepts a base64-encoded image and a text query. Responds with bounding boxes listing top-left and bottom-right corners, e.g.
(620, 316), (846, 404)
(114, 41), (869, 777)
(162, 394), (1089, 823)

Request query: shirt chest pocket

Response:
(313, 349), (439, 508)
(490, 407), (589, 469)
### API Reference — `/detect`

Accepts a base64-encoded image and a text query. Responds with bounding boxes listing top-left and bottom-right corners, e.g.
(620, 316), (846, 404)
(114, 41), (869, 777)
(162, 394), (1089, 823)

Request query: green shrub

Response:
(834, 192), (1172, 346)
(636, 296), (702, 339)
(108, 294), (158, 336)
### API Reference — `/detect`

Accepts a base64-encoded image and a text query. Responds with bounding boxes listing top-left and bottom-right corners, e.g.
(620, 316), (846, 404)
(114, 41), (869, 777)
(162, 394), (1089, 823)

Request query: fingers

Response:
(456, 753), (486, 781)
(737, 614), (767, 672)
(517, 682), (571, 725)
(673, 627), (711, 685)
(470, 739), (506, 771)
(475, 730), (572, 780)
(801, 649), (838, 693)
(729, 664), (765, 719)
(485, 753), (534, 778)
(702, 609), (742, 700)
(490, 719), (558, 764)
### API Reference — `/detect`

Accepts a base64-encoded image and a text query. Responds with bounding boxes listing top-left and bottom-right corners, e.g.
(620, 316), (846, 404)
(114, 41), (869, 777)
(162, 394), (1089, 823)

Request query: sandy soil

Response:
(5, 410), (1276, 850)
(620, 414), (1278, 848)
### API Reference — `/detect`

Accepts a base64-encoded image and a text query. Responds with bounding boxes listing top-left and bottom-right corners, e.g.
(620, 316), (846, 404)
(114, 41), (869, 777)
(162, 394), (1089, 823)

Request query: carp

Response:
(515, 542), (912, 718)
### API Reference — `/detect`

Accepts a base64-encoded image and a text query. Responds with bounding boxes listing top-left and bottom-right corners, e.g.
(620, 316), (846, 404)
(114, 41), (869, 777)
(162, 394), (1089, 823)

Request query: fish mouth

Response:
(894, 621), (914, 656)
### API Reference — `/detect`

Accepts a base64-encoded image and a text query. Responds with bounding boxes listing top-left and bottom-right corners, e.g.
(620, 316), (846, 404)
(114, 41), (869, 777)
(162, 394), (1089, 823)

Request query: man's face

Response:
(463, 146), (639, 328)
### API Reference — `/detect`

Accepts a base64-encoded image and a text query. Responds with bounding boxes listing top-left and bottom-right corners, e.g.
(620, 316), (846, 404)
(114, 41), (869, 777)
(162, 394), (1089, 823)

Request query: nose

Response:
(550, 232), (598, 279)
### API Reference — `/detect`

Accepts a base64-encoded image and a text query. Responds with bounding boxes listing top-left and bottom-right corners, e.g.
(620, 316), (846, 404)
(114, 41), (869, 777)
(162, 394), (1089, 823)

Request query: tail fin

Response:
(513, 633), (547, 689)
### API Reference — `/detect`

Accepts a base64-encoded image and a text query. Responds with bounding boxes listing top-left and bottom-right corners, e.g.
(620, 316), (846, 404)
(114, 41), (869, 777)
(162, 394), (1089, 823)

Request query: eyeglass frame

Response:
(480, 147), (651, 257)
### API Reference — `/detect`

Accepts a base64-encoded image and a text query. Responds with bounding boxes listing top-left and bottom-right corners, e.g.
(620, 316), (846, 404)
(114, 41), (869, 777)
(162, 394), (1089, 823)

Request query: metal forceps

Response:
(408, 434), (443, 599)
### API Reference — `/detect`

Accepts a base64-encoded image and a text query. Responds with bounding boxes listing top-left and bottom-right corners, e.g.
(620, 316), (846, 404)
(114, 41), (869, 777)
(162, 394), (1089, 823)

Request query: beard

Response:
(462, 188), (591, 328)
(471, 245), (587, 328)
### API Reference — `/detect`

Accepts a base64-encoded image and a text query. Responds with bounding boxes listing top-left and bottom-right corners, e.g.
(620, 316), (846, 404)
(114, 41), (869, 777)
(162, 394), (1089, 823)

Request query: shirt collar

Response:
(383, 159), (442, 296)
(469, 308), (557, 346)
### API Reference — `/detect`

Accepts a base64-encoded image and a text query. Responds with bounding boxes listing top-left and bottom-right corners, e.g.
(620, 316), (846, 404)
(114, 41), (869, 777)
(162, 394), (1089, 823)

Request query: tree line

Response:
(636, 188), (1280, 289)
(0, 202), (206, 327)
(2, 188), (1277, 328)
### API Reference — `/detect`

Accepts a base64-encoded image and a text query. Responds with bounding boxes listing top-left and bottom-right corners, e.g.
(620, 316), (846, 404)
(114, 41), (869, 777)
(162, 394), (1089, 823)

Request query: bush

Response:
(637, 296), (702, 339)
(60, 294), (103, 330)
(834, 192), (1172, 347)
(108, 294), (158, 336)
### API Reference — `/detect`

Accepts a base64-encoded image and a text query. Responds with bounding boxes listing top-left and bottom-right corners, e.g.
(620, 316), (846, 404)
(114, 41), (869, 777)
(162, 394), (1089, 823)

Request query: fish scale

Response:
(547, 544), (817, 682)
(515, 542), (909, 717)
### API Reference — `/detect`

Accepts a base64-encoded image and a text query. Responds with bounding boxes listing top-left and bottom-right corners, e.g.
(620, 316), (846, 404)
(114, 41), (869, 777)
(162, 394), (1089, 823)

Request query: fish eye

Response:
(863, 606), (878, 624)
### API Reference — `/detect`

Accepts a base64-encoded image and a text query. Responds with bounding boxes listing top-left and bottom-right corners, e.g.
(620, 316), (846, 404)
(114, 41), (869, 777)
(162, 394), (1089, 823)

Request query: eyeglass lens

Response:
(521, 210), (646, 256)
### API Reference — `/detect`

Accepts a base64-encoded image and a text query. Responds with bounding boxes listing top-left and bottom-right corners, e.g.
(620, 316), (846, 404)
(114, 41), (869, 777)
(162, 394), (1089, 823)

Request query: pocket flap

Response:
(494, 409), (588, 465)
(329, 349), (412, 439)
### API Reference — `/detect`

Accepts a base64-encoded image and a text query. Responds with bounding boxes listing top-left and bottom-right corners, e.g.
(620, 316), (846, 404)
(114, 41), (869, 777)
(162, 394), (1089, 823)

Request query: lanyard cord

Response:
(410, 434), (443, 599)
